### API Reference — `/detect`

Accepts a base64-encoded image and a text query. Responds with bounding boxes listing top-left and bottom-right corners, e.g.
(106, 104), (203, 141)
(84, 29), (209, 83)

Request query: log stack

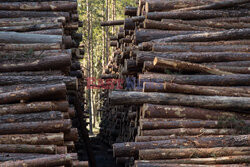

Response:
(0, 0), (92, 166)
(100, 0), (250, 166)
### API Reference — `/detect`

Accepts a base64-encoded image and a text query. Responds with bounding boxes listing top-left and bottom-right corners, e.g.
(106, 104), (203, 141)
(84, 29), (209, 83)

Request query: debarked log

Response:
(113, 135), (250, 157)
(0, 133), (64, 145)
(0, 120), (72, 135)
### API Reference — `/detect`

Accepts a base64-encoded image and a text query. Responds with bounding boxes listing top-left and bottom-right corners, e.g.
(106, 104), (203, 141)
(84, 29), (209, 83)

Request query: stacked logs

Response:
(100, 0), (250, 166)
(0, 0), (91, 166)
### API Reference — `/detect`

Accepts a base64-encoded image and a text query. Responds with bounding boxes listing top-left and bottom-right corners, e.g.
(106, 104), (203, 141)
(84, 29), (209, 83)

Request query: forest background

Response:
(78, 0), (136, 134)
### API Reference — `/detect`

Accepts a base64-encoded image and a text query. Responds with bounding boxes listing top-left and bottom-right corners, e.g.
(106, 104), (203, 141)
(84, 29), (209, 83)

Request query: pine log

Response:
(0, 1), (77, 11)
(146, 10), (250, 21)
(113, 135), (250, 157)
(0, 17), (66, 27)
(0, 76), (78, 90)
(144, 19), (219, 31)
(135, 160), (249, 167)
(0, 133), (64, 145)
(145, 0), (217, 12)
(64, 128), (78, 142)
(143, 61), (165, 73)
(101, 20), (124, 26)
(153, 28), (250, 43)
(161, 19), (250, 30)
(141, 128), (236, 136)
(0, 144), (62, 154)
(139, 73), (250, 86)
(0, 101), (69, 116)
(72, 161), (89, 167)
(142, 104), (248, 120)
(0, 111), (64, 124)
(124, 18), (135, 30)
(0, 54), (71, 72)
(0, 153), (53, 162)
(157, 82), (250, 97)
(26, 29), (63, 35)
(135, 136), (191, 142)
(153, 57), (232, 75)
(0, 154), (73, 167)
(0, 83), (67, 104)
(140, 119), (250, 130)
(125, 6), (137, 16)
(134, 29), (205, 44)
(139, 147), (250, 160)
(204, 61), (250, 67)
(136, 51), (250, 65)
(175, 0), (250, 11)
(0, 120), (72, 135)
(0, 43), (61, 51)
(207, 66), (250, 74)
(109, 91), (250, 111)
(0, 23), (62, 32)
(0, 10), (70, 19)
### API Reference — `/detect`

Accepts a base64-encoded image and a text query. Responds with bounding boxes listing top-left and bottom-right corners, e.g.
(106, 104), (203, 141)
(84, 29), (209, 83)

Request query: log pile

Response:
(100, 0), (250, 166)
(0, 0), (92, 166)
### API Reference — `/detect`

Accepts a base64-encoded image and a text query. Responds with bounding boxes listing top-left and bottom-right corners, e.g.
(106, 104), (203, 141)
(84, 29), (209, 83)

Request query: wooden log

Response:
(0, 43), (61, 51)
(124, 18), (135, 30)
(125, 6), (137, 16)
(0, 10), (70, 19)
(0, 111), (64, 124)
(147, 82), (250, 97)
(136, 51), (250, 65)
(144, 19), (218, 31)
(161, 19), (250, 30)
(113, 135), (250, 157)
(135, 136), (190, 142)
(0, 54), (71, 72)
(101, 20), (124, 26)
(204, 61), (250, 67)
(0, 120), (72, 135)
(0, 1), (77, 11)
(0, 153), (54, 162)
(139, 119), (250, 130)
(64, 128), (78, 142)
(109, 91), (250, 111)
(153, 28), (250, 43)
(146, 10), (250, 21)
(141, 104), (248, 120)
(0, 17), (66, 27)
(153, 57), (232, 75)
(135, 160), (250, 167)
(26, 29), (63, 35)
(0, 23), (62, 32)
(0, 101), (69, 116)
(0, 133), (64, 145)
(207, 66), (250, 74)
(0, 76), (78, 90)
(141, 128), (236, 136)
(0, 83), (67, 104)
(175, 0), (250, 11)
(0, 154), (72, 167)
(0, 144), (62, 154)
(139, 147), (250, 160)
(145, 0), (218, 12)
(134, 29), (205, 44)
(72, 161), (89, 167)
(139, 73), (250, 86)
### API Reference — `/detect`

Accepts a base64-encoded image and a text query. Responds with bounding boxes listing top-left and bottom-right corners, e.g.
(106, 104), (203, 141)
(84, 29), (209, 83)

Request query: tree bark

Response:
(109, 91), (250, 111)
(0, 83), (67, 104)
(101, 20), (124, 26)
(0, 133), (64, 145)
(0, 154), (73, 167)
(0, 120), (72, 135)
(0, 101), (69, 116)
(153, 28), (250, 43)
(139, 73), (250, 86)
(0, 1), (77, 11)
(113, 135), (250, 157)
(0, 43), (61, 51)
(64, 128), (78, 142)
(146, 10), (250, 21)
(26, 29), (63, 35)
(125, 6), (137, 16)
(204, 61), (250, 67)
(0, 23), (62, 32)
(141, 104), (248, 120)
(153, 57), (232, 75)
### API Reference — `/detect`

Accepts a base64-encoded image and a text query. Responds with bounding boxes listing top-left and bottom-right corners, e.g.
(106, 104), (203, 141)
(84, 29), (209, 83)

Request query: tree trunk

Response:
(64, 128), (79, 142)
(204, 61), (250, 67)
(0, 1), (77, 11)
(0, 43), (61, 51)
(141, 104), (248, 120)
(0, 100), (69, 116)
(0, 154), (73, 167)
(139, 73), (250, 86)
(26, 29), (63, 35)
(0, 120), (72, 135)
(109, 91), (250, 111)
(139, 147), (250, 160)
(0, 83), (67, 104)
(0, 23), (62, 32)
(153, 57), (232, 75)
(153, 28), (250, 43)
(101, 20), (124, 26)
(0, 133), (64, 145)
(125, 6), (137, 16)
(113, 135), (250, 157)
